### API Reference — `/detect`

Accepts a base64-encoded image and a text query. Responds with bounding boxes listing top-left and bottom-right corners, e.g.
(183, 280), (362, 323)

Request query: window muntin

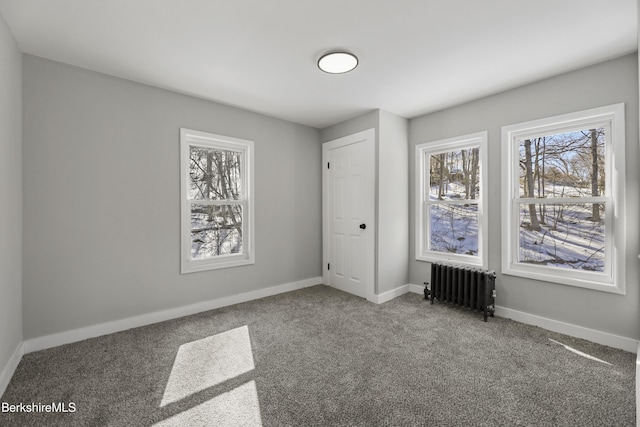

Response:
(502, 104), (625, 294)
(416, 132), (488, 268)
(181, 129), (254, 273)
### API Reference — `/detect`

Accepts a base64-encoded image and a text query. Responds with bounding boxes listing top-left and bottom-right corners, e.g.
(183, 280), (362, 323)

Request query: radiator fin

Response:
(424, 263), (496, 322)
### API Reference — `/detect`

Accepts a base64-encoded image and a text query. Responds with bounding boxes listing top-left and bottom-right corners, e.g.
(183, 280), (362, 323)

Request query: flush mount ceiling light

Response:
(317, 51), (358, 74)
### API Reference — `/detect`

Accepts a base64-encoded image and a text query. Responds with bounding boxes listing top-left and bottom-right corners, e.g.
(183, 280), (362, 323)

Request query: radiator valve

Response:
(423, 282), (431, 300)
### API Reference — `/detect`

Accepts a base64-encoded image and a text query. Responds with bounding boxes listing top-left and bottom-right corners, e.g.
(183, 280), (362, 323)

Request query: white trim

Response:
(373, 285), (409, 304)
(23, 277), (322, 354)
(180, 128), (255, 274)
(495, 306), (638, 353)
(415, 131), (488, 269)
(0, 342), (24, 397)
(501, 104), (626, 294)
(408, 283), (426, 294)
(371, 283), (424, 303)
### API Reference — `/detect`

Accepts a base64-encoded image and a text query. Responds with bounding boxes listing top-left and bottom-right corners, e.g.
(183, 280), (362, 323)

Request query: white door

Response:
(323, 129), (375, 301)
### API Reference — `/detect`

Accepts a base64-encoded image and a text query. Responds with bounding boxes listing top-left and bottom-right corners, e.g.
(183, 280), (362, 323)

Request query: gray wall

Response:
(320, 110), (379, 144)
(377, 111), (409, 294)
(0, 15), (22, 376)
(22, 55), (322, 339)
(409, 53), (640, 341)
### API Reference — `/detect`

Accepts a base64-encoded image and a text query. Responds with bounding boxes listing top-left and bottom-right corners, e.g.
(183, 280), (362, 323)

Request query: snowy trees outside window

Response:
(180, 129), (254, 273)
(502, 104), (626, 294)
(416, 132), (488, 268)
(516, 129), (606, 271)
(189, 148), (243, 258)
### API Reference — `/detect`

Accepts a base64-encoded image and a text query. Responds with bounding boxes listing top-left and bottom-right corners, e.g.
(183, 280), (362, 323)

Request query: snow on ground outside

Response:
(430, 182), (605, 272)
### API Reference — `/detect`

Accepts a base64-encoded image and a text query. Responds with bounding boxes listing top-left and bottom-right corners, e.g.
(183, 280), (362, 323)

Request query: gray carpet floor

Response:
(1, 285), (636, 426)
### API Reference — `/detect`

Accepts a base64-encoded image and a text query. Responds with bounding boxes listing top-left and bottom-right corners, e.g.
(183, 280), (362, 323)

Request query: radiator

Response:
(424, 263), (496, 322)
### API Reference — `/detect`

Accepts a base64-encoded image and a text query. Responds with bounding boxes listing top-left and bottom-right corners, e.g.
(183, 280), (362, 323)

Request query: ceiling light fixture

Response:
(317, 51), (358, 74)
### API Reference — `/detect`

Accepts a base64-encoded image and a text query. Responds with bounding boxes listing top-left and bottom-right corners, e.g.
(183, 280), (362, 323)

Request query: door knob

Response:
(359, 223), (366, 230)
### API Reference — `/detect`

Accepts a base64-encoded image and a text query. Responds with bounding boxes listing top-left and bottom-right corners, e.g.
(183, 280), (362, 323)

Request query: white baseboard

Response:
(23, 276), (322, 354)
(495, 306), (639, 354)
(371, 283), (425, 304)
(373, 285), (409, 304)
(0, 342), (24, 398)
(408, 283), (425, 294)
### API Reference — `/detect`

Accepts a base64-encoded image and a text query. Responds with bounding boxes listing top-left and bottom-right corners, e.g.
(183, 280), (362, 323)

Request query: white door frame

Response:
(322, 128), (376, 302)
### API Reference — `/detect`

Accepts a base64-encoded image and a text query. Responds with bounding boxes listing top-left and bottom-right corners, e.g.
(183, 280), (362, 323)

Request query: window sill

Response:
(416, 253), (486, 270)
(181, 255), (254, 274)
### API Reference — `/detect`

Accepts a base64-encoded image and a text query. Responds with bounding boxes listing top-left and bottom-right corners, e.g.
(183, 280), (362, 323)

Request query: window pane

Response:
(191, 204), (243, 259)
(518, 128), (605, 198)
(189, 146), (242, 200)
(518, 203), (605, 272)
(429, 204), (479, 255)
(429, 148), (480, 201)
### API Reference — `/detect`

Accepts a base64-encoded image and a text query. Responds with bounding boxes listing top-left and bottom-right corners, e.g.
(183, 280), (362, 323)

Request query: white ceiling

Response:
(0, 0), (636, 129)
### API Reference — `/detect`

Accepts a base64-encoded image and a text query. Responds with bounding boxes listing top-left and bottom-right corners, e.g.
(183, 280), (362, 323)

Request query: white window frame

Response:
(501, 104), (626, 294)
(180, 128), (255, 274)
(415, 131), (488, 268)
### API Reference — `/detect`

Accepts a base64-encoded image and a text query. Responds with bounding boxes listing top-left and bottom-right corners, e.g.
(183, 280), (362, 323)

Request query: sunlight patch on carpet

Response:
(548, 338), (611, 365)
(161, 325), (255, 407)
(155, 380), (262, 426)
